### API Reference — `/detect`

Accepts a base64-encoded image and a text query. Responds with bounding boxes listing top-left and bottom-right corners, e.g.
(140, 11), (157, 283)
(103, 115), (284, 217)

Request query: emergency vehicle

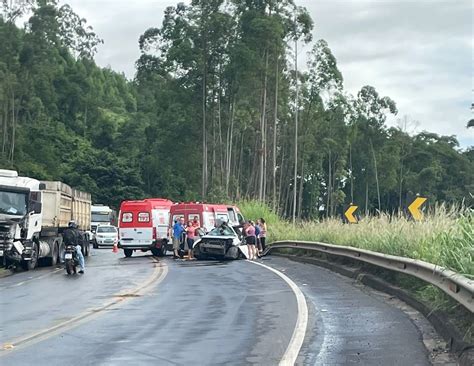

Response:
(118, 198), (173, 257)
(169, 203), (245, 234)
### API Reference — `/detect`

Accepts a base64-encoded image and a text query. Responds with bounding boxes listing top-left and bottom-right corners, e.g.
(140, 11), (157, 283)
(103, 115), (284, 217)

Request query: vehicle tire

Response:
(83, 235), (90, 256)
(66, 260), (74, 275)
(151, 247), (161, 257)
(160, 245), (167, 256)
(193, 244), (202, 260)
(21, 242), (39, 271)
(124, 249), (133, 258)
(225, 246), (239, 260)
(50, 242), (58, 266)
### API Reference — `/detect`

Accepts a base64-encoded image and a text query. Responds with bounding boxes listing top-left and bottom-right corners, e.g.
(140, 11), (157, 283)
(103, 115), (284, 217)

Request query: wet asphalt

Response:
(0, 250), (432, 365)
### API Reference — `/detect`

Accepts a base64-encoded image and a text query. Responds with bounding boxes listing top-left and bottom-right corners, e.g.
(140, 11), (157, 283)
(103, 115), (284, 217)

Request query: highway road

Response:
(0, 249), (451, 365)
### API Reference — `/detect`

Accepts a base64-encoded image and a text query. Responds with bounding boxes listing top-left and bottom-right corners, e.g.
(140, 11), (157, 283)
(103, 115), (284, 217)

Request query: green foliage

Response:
(0, 0), (472, 215)
(240, 200), (474, 278)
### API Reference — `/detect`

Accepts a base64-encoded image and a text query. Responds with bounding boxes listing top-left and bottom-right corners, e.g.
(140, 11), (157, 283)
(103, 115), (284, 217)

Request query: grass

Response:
(241, 200), (474, 341)
(239, 200), (473, 278)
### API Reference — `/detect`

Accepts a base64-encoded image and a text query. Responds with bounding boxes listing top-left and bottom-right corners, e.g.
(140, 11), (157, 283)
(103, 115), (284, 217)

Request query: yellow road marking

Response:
(0, 259), (168, 355)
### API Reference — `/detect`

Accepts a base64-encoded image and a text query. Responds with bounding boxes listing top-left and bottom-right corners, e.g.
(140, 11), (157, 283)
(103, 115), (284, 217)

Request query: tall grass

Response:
(239, 201), (474, 277)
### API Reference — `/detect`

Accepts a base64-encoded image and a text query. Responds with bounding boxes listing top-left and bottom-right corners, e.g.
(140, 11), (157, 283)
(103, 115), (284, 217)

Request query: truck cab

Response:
(0, 170), (43, 268)
(0, 169), (91, 270)
(90, 204), (115, 236)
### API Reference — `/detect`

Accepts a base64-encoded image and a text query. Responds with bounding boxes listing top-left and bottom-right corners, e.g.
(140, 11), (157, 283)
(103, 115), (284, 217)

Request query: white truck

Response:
(0, 169), (91, 270)
(91, 204), (114, 232)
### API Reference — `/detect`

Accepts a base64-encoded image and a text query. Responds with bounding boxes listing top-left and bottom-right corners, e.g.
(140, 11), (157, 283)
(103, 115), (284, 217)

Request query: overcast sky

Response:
(60, 0), (473, 148)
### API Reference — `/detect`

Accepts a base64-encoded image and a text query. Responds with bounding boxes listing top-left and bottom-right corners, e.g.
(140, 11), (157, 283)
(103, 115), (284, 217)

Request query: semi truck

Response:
(0, 169), (91, 270)
(91, 204), (115, 232)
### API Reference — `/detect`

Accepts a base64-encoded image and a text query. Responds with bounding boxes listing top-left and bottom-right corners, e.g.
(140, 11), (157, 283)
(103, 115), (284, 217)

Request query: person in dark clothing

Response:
(63, 221), (85, 273)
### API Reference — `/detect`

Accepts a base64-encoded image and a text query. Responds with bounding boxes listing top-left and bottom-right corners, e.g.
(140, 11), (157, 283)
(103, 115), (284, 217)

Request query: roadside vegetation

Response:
(1, 1), (473, 213)
(240, 200), (473, 277)
(241, 200), (474, 341)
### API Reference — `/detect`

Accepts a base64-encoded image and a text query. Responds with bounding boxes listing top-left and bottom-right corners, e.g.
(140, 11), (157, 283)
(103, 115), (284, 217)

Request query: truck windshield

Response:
(92, 213), (110, 222)
(0, 191), (28, 216)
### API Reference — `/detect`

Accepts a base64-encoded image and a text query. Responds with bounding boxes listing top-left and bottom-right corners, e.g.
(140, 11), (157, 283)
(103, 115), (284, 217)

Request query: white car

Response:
(193, 224), (249, 260)
(93, 225), (118, 248)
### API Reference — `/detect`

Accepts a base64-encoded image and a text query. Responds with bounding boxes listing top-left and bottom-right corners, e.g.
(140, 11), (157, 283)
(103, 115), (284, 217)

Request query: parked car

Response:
(93, 225), (118, 248)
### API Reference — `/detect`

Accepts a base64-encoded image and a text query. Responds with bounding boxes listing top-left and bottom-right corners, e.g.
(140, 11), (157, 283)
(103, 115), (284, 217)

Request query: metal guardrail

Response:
(264, 240), (474, 313)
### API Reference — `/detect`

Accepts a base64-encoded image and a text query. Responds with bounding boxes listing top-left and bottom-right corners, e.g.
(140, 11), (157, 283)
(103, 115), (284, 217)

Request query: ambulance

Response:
(118, 198), (173, 257)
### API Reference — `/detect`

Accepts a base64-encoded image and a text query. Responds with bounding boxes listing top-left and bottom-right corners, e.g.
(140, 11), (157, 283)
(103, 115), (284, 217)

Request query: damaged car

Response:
(193, 222), (249, 260)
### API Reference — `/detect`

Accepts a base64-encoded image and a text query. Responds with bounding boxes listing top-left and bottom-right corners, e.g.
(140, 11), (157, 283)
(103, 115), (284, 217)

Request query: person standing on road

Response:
(254, 220), (261, 255)
(186, 221), (196, 260)
(258, 218), (267, 254)
(63, 221), (86, 274)
(172, 217), (185, 259)
(244, 221), (257, 260)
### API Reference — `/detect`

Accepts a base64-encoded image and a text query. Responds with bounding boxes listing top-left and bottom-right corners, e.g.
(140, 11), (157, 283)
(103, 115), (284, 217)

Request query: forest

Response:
(1, 0), (473, 218)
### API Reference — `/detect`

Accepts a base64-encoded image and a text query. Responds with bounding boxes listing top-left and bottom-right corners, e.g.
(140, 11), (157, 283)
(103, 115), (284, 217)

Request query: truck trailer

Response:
(0, 169), (91, 270)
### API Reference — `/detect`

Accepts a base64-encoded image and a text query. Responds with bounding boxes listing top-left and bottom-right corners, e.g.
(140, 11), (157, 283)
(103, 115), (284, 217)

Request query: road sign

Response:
(408, 197), (427, 221)
(344, 205), (358, 224)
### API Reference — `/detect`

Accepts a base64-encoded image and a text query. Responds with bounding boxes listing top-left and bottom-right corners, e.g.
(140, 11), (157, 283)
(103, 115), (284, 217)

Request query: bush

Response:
(239, 200), (473, 277)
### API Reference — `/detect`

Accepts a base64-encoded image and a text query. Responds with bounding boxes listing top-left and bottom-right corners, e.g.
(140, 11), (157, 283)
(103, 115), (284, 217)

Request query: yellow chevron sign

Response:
(408, 197), (427, 221)
(344, 205), (358, 224)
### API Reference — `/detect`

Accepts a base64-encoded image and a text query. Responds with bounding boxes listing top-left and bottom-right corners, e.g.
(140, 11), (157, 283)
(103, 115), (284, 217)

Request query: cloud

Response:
(61, 0), (473, 147)
(300, 0), (473, 147)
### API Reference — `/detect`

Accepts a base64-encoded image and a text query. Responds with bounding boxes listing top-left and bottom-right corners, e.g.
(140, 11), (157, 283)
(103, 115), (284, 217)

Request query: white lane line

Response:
(1, 268), (63, 289)
(248, 260), (308, 366)
(1, 260), (168, 354)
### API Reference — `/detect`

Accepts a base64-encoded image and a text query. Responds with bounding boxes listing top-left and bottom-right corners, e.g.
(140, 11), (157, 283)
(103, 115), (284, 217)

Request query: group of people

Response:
(171, 217), (201, 260)
(170, 216), (268, 261)
(243, 218), (267, 260)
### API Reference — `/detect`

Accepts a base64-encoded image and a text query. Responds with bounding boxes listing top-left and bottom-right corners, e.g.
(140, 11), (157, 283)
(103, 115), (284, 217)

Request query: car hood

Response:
(201, 234), (236, 240)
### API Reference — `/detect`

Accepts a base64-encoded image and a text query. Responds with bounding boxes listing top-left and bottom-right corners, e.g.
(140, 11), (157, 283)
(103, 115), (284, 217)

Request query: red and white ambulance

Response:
(118, 198), (173, 257)
(169, 203), (245, 234)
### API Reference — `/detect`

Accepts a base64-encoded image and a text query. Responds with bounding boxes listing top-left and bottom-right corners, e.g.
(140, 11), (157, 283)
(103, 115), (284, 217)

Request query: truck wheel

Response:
(124, 249), (133, 258)
(21, 243), (39, 271)
(151, 247), (161, 257)
(48, 242), (58, 266)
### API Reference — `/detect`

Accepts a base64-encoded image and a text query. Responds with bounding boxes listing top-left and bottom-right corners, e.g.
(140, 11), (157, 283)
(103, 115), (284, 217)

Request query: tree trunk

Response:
(365, 173), (369, 215)
(370, 140), (381, 213)
(326, 151), (332, 218)
(10, 91), (15, 162)
(292, 38), (299, 224)
(349, 143), (354, 203)
(2, 100), (8, 155)
(272, 59), (279, 211)
(258, 49), (269, 201)
(297, 158), (304, 219)
(225, 97), (235, 195)
(201, 66), (207, 198)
